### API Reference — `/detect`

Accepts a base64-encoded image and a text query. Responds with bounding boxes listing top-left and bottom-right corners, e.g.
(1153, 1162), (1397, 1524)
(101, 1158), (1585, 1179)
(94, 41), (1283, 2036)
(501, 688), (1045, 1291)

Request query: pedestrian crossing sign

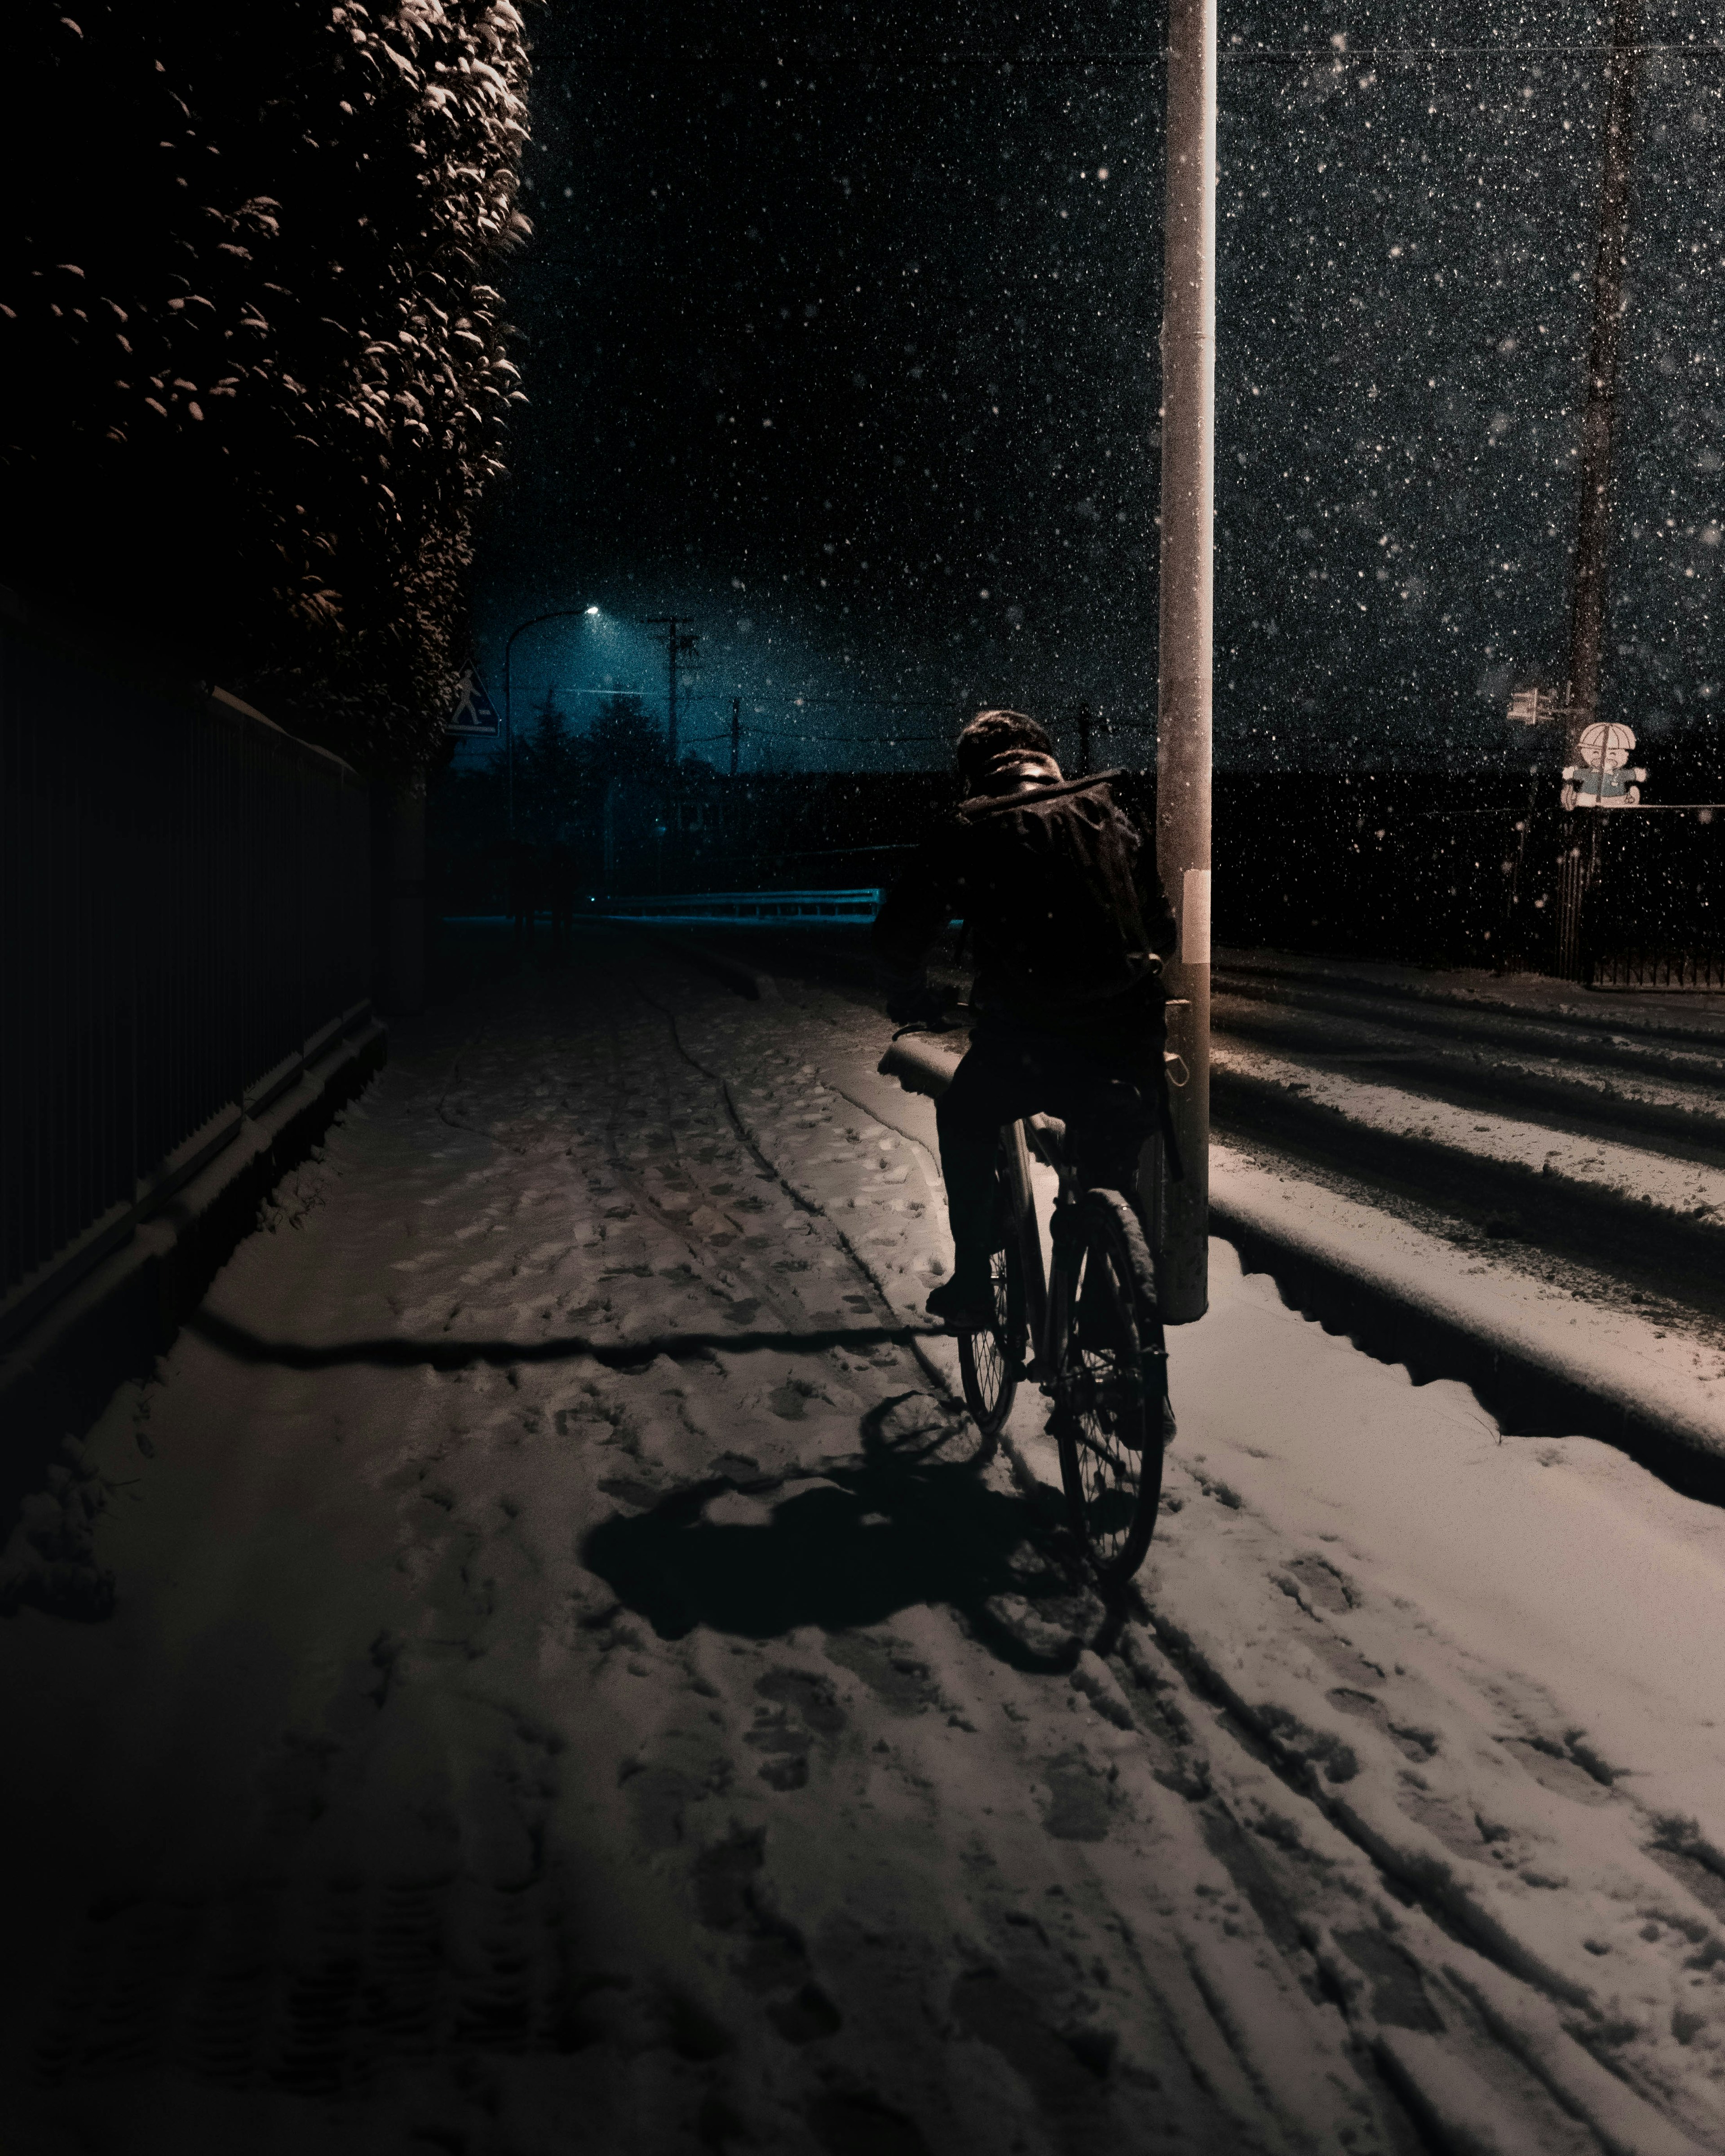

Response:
(447, 669), (501, 737)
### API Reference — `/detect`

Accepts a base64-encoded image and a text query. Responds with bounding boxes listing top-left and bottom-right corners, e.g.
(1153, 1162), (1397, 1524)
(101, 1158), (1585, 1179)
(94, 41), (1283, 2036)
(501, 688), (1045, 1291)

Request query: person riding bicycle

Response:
(872, 707), (1177, 1333)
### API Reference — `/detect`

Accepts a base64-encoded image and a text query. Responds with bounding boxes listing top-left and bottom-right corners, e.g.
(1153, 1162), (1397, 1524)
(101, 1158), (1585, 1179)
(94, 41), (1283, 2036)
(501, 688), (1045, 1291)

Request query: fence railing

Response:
(600, 888), (884, 921)
(1591, 946), (1725, 990)
(1212, 791), (1725, 989)
(0, 590), (373, 1345)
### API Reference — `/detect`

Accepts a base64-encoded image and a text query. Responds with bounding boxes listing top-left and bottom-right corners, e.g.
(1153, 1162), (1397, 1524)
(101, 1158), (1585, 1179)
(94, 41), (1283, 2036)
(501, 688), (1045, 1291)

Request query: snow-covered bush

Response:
(3, 1), (533, 774)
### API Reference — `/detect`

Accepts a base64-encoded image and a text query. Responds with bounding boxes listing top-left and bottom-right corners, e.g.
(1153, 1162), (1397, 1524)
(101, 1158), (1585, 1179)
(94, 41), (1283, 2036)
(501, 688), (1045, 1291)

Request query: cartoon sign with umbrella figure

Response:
(1562, 721), (1646, 811)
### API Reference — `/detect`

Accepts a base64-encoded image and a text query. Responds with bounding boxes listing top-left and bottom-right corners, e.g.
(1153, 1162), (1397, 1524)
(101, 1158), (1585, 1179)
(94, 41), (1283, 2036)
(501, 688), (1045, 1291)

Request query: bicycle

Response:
(956, 1115), (1169, 1589)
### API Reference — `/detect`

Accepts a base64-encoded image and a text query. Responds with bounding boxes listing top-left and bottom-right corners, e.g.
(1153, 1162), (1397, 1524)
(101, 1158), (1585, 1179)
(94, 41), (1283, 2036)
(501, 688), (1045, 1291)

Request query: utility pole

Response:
(1070, 700), (1095, 776)
(1569, 0), (1641, 750)
(1153, 0), (1216, 1325)
(1555, 0), (1641, 979)
(645, 617), (699, 766)
(730, 695), (741, 778)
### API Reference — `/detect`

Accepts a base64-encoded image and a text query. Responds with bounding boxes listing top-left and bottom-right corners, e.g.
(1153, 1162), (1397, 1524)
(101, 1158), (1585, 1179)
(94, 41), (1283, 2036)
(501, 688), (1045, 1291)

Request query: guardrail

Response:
(1, 590), (373, 1346)
(600, 887), (883, 921)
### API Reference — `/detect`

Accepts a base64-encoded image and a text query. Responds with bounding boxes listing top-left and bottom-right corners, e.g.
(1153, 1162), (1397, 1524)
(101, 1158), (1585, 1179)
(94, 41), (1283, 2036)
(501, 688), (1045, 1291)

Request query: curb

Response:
(0, 1021), (388, 1535)
(1215, 949), (1725, 1050)
(875, 1034), (1725, 1503)
(1209, 1065), (1725, 1282)
(1208, 1179), (1725, 1504)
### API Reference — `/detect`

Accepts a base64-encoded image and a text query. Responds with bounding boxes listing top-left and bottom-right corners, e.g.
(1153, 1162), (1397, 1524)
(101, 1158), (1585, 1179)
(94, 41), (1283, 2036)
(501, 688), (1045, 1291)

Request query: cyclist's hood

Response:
(958, 762), (1128, 821)
(961, 749), (1062, 798)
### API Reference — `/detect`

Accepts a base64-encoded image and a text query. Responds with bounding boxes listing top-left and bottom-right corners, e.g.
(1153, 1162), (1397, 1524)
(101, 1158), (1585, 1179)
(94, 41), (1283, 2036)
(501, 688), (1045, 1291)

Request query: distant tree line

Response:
(427, 711), (980, 911)
(434, 690), (669, 864)
(3, 1), (533, 776)
(505, 690), (672, 846)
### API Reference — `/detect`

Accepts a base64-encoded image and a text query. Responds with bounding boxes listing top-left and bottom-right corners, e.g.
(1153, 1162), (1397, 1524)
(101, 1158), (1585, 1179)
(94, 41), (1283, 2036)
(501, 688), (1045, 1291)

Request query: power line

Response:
(1219, 41), (1725, 59)
(571, 40), (1725, 69)
(673, 694), (951, 711)
(681, 730), (950, 746)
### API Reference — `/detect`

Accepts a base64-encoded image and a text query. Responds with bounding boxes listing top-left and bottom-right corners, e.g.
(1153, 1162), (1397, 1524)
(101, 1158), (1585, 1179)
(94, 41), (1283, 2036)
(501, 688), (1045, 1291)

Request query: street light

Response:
(502, 607), (602, 835)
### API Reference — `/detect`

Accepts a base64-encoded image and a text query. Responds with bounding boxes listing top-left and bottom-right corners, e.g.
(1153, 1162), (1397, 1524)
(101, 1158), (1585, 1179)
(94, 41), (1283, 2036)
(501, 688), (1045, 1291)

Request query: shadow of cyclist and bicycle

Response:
(579, 1394), (1105, 1672)
(190, 1311), (1134, 1662)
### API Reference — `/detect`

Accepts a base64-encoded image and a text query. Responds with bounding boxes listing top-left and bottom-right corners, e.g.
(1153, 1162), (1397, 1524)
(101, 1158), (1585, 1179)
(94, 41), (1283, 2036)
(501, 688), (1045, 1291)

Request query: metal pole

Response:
(504, 641), (515, 839)
(667, 619), (680, 766)
(1153, 0), (1216, 1325)
(730, 694), (741, 778)
(1556, 0), (1640, 981)
(645, 616), (691, 765)
(1568, 0), (1641, 745)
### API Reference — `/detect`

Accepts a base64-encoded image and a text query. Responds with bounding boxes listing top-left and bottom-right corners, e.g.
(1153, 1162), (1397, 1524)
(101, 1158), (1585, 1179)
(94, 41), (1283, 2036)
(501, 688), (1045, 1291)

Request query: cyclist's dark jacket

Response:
(871, 755), (1177, 1038)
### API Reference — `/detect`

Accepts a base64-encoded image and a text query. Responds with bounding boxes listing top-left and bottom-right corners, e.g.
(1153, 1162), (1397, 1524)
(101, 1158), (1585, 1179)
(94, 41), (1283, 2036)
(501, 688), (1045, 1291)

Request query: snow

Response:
(1172, 1259), (1725, 1800)
(1153, 1242), (1725, 2119)
(3, 928), (1724, 2152)
(1208, 1142), (1725, 1468)
(1212, 1036), (1725, 1241)
(1219, 951), (1725, 1051)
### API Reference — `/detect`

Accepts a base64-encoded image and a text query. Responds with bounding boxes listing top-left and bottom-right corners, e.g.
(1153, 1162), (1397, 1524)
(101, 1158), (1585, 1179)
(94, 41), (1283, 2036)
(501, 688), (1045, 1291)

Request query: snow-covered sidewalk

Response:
(3, 926), (1724, 2155)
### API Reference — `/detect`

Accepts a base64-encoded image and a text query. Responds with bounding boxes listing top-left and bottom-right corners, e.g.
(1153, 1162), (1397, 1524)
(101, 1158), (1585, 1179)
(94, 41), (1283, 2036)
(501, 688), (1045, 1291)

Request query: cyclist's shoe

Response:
(925, 1273), (995, 1332)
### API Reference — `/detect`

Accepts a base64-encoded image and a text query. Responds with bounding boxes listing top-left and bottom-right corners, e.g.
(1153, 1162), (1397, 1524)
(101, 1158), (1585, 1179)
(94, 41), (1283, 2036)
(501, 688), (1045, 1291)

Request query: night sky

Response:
(473, 2), (1725, 777)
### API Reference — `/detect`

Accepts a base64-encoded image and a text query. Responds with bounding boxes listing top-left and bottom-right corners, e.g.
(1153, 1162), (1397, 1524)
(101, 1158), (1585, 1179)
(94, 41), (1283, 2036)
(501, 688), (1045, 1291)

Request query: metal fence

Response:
(1575, 811), (1725, 990)
(0, 592), (372, 1345)
(1212, 783), (1725, 988)
(1591, 945), (1725, 990)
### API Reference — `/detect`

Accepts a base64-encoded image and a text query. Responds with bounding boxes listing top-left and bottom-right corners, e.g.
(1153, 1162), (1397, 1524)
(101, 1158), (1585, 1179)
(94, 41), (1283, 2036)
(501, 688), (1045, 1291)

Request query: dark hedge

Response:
(3, 1), (534, 775)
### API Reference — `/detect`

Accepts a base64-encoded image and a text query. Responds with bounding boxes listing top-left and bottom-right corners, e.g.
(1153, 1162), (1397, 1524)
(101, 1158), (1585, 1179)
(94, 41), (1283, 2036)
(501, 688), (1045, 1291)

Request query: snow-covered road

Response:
(4, 924), (1725, 2155)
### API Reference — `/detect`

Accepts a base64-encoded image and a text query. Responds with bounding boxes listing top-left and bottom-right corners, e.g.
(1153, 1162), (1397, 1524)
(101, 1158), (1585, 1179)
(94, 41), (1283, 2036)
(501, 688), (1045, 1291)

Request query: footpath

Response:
(2, 926), (1723, 2156)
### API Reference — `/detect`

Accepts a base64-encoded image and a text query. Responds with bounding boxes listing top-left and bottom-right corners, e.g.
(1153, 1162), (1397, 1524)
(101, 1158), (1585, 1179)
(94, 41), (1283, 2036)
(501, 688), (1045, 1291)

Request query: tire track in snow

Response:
(624, 965), (971, 1409)
(688, 969), (1725, 2155)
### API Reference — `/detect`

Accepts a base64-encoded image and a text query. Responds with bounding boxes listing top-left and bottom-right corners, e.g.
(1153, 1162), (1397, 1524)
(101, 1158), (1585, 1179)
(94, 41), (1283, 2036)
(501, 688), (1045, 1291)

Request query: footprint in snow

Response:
(746, 1666), (847, 1791)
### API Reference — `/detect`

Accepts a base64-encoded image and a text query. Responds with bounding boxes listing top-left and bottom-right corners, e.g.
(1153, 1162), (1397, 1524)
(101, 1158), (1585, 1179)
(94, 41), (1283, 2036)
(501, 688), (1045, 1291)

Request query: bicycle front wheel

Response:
(956, 1159), (1026, 1442)
(1053, 1188), (1167, 1589)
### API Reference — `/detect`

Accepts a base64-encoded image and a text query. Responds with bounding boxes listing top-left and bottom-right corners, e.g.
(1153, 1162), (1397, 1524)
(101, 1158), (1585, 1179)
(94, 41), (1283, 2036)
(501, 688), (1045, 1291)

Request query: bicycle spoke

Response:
(1053, 1190), (1165, 1588)
(956, 1149), (1024, 1445)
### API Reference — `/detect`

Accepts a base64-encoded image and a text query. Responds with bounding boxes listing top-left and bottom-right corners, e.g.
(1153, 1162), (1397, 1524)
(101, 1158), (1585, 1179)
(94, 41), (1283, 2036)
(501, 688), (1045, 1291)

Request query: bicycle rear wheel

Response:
(956, 1159), (1026, 1441)
(1053, 1188), (1167, 1589)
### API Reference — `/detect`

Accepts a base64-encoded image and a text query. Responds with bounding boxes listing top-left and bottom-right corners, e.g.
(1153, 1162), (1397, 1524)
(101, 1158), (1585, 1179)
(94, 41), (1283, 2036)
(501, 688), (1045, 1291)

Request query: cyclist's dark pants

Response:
(936, 1018), (1158, 1282)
